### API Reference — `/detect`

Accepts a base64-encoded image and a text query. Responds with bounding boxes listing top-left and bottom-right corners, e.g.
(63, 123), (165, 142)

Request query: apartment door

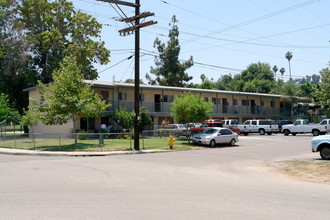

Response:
(154, 94), (161, 112)
(222, 98), (228, 114)
(251, 100), (256, 114)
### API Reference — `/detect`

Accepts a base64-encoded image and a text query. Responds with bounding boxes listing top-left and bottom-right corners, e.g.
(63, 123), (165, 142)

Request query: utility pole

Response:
(97, 0), (156, 150)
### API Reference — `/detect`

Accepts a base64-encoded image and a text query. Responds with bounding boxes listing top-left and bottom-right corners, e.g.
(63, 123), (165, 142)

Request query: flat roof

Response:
(24, 80), (287, 98)
(86, 80), (284, 98)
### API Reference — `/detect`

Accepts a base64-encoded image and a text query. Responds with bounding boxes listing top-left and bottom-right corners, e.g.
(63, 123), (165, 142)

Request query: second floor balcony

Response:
(104, 101), (292, 117)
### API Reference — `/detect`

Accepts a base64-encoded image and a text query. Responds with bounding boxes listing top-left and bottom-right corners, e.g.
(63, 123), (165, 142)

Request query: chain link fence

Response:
(0, 128), (193, 152)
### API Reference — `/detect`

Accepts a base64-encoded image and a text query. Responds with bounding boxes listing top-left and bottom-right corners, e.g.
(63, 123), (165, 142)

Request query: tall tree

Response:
(236, 62), (275, 93)
(1, 0), (110, 114)
(146, 15), (193, 87)
(18, 0), (110, 83)
(280, 67), (285, 80)
(0, 0), (35, 113)
(0, 93), (20, 123)
(33, 56), (109, 131)
(315, 65), (330, 117)
(285, 51), (293, 81)
(272, 65), (278, 81)
(171, 92), (213, 136)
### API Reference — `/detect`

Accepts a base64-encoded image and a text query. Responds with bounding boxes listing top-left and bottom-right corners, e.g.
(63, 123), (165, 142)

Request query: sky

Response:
(71, 0), (330, 84)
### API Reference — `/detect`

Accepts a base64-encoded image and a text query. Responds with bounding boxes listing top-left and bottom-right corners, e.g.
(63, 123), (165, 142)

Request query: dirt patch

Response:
(271, 159), (330, 185)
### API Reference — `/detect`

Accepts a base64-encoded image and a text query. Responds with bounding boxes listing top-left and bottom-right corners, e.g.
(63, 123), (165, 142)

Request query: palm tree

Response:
(280, 67), (285, 80)
(285, 51), (293, 81)
(272, 65), (278, 80)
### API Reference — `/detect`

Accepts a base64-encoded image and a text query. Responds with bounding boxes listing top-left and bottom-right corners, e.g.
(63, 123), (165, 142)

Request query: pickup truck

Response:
(191, 120), (240, 135)
(238, 119), (279, 135)
(320, 119), (330, 133)
(282, 119), (328, 136)
(311, 135), (330, 160)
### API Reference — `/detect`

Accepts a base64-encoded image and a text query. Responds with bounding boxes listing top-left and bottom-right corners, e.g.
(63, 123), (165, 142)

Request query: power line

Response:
(99, 54), (134, 73)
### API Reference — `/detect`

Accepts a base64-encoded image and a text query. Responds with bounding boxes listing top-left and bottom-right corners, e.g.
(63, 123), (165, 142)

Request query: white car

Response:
(311, 135), (330, 160)
(192, 127), (238, 147)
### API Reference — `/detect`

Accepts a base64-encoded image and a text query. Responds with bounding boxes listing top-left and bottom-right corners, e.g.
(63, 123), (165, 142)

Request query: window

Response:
(242, 100), (249, 106)
(271, 101), (275, 107)
(100, 91), (109, 100)
(321, 120), (327, 125)
(163, 95), (174, 102)
(204, 97), (208, 102)
(119, 92), (127, 100)
(260, 100), (264, 107)
(259, 120), (271, 125)
(252, 121), (257, 125)
(233, 99), (238, 105)
(243, 121), (250, 125)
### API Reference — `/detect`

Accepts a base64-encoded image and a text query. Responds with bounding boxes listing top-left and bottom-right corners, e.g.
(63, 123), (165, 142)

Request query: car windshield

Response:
(178, 125), (186, 129)
(203, 128), (219, 134)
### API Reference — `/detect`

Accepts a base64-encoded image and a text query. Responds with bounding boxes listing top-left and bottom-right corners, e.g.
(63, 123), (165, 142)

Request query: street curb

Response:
(0, 148), (168, 157)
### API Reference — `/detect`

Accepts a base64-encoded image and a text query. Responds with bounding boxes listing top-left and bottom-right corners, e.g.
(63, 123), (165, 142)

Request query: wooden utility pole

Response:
(97, 0), (156, 150)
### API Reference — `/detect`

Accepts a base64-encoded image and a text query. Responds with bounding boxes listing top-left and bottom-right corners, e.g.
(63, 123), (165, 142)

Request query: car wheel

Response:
(210, 139), (216, 148)
(267, 132), (272, 135)
(292, 133), (296, 136)
(243, 132), (249, 136)
(312, 129), (320, 136)
(320, 146), (330, 160)
(229, 139), (236, 146)
(283, 129), (290, 136)
(259, 129), (265, 135)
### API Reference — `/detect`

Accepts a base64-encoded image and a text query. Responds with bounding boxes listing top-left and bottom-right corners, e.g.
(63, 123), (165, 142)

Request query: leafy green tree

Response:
(236, 62), (275, 93)
(315, 65), (330, 117)
(199, 78), (214, 89)
(139, 106), (153, 130)
(20, 108), (40, 133)
(115, 107), (134, 130)
(33, 56), (109, 131)
(285, 52), (293, 80)
(171, 92), (213, 125)
(0, 93), (20, 123)
(0, 0), (35, 113)
(115, 106), (152, 131)
(18, 0), (110, 83)
(146, 15), (193, 87)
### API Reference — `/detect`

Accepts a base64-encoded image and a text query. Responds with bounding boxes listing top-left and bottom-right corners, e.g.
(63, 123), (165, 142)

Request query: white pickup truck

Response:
(282, 119), (328, 136)
(238, 119), (279, 136)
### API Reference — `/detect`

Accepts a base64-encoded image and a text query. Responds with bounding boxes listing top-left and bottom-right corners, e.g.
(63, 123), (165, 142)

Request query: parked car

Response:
(192, 127), (238, 147)
(222, 119), (241, 135)
(191, 120), (223, 134)
(157, 124), (188, 137)
(237, 119), (279, 135)
(282, 119), (328, 136)
(311, 135), (330, 160)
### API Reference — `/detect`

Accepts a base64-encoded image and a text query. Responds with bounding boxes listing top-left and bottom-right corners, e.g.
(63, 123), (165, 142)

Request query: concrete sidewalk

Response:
(0, 147), (167, 157)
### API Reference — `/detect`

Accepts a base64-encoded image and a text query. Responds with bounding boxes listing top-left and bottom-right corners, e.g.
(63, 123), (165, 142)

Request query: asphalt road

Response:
(1, 134), (329, 219)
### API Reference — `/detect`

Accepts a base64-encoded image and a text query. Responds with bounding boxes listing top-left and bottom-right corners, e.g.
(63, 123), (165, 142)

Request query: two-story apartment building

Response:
(25, 80), (292, 133)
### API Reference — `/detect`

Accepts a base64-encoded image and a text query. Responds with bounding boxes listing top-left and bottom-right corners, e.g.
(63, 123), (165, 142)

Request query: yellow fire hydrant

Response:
(168, 135), (175, 149)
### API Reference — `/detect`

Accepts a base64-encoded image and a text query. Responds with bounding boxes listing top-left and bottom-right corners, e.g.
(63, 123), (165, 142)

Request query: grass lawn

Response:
(0, 135), (200, 152)
(274, 159), (330, 185)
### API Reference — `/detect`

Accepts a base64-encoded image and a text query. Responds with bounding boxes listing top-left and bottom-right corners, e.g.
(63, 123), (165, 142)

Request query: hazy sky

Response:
(72, 0), (330, 84)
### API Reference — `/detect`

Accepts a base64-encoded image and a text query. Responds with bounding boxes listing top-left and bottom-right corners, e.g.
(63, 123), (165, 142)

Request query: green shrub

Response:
(77, 130), (88, 140)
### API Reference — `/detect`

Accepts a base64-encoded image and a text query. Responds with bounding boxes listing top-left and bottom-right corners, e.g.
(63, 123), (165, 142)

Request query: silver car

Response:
(192, 127), (238, 147)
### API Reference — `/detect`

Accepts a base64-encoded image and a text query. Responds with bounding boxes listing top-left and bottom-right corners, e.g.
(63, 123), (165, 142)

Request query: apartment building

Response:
(26, 80), (292, 133)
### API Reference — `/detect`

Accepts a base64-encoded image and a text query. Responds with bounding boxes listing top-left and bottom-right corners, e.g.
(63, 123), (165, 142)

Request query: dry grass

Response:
(274, 159), (330, 184)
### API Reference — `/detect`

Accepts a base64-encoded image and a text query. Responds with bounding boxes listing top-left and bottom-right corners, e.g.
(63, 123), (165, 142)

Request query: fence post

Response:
(142, 132), (144, 150)
(99, 133), (103, 152)
(59, 133), (61, 150)
(130, 133), (132, 150)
